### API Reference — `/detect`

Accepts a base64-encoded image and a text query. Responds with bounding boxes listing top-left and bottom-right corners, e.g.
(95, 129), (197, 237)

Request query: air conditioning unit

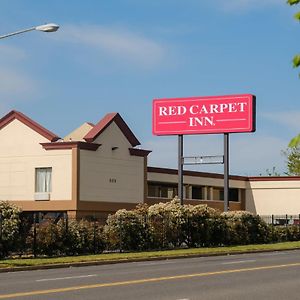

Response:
(34, 192), (50, 201)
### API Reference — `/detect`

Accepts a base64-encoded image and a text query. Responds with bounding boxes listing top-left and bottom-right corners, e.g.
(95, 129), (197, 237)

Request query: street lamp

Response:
(0, 23), (59, 40)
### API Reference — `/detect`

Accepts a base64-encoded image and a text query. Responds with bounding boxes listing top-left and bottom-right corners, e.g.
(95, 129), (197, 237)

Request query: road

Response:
(1, 250), (300, 299)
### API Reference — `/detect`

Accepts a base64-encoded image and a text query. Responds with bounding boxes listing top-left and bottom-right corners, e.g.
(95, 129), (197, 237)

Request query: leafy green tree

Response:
(283, 135), (300, 175)
(289, 133), (300, 147)
(287, 0), (300, 69)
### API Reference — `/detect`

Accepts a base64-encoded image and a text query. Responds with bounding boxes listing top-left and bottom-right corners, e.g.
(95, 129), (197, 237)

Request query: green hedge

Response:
(104, 200), (272, 250)
(1, 199), (300, 258)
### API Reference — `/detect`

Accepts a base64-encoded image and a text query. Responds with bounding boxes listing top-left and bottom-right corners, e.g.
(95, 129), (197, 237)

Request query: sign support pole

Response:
(178, 134), (184, 205)
(224, 133), (229, 212)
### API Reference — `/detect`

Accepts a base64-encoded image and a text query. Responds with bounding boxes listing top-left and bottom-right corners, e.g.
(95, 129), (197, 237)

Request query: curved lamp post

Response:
(0, 23), (59, 40)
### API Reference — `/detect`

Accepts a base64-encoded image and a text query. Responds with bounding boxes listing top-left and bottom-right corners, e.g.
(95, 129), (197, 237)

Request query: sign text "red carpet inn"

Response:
(152, 94), (256, 135)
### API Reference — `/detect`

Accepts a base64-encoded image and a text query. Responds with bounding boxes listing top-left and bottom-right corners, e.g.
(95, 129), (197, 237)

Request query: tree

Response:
(289, 133), (300, 147)
(287, 0), (300, 69)
(283, 135), (300, 175)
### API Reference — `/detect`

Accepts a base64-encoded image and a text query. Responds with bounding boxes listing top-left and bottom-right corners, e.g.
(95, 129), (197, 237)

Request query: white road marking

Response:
(222, 259), (256, 265)
(136, 261), (173, 266)
(36, 274), (97, 282)
(259, 252), (286, 256)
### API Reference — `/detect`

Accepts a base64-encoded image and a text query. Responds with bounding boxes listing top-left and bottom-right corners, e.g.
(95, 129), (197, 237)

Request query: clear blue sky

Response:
(0, 0), (299, 175)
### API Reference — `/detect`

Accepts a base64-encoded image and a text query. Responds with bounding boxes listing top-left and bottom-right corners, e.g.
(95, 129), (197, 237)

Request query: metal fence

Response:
(260, 215), (300, 226)
(1, 212), (300, 259)
(0, 212), (107, 258)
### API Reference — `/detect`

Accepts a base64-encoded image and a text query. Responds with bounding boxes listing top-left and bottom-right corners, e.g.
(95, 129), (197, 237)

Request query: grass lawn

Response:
(1, 241), (300, 269)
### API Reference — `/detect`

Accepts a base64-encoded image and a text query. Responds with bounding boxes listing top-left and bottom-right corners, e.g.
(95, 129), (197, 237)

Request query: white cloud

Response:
(145, 133), (288, 176)
(262, 111), (300, 131)
(53, 24), (166, 68)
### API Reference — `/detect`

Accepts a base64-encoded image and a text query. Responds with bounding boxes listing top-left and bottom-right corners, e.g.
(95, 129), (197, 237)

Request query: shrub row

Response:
(1, 199), (300, 258)
(105, 200), (273, 251)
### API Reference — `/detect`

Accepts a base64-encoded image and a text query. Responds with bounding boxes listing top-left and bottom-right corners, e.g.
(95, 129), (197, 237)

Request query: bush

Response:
(0, 201), (22, 257)
(64, 219), (105, 255)
(186, 204), (224, 247)
(287, 225), (300, 241)
(148, 199), (187, 248)
(270, 225), (300, 243)
(2, 199), (300, 257)
(103, 200), (279, 251)
(221, 211), (270, 245)
(25, 218), (106, 257)
(104, 209), (148, 251)
(34, 221), (64, 256)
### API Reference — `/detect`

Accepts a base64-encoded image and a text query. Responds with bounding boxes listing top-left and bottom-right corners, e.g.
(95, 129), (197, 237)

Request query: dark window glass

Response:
(192, 186), (203, 200)
(212, 188), (239, 202)
(160, 186), (168, 198)
(229, 188), (239, 202)
(148, 185), (158, 197)
(220, 190), (224, 201)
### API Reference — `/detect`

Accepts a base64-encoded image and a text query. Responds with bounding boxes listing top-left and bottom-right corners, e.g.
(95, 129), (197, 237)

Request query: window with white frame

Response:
(35, 167), (52, 193)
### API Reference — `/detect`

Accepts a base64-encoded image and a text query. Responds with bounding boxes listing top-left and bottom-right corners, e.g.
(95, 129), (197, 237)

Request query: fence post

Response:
(271, 215), (274, 226)
(65, 212), (68, 234)
(0, 211), (2, 241)
(93, 215), (96, 254)
(187, 215), (191, 248)
(162, 217), (165, 249)
(285, 214), (289, 241)
(0, 211), (2, 258)
(33, 212), (37, 258)
(119, 219), (122, 253)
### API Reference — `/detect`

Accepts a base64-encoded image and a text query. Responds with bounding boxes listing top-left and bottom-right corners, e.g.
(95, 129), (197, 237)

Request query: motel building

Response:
(0, 110), (300, 219)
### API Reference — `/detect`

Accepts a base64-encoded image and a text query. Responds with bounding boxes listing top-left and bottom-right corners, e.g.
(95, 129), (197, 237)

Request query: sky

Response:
(0, 0), (299, 176)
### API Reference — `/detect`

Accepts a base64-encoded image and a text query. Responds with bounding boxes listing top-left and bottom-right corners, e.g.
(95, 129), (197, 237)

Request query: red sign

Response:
(153, 94), (256, 135)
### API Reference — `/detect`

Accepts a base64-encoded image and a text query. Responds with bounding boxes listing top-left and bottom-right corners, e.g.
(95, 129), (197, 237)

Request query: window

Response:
(192, 186), (203, 200)
(229, 188), (239, 202)
(35, 168), (52, 193)
(148, 182), (177, 199)
(213, 188), (224, 201)
(212, 187), (239, 202)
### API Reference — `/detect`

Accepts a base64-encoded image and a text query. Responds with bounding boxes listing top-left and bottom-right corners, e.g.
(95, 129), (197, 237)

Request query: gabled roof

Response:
(64, 122), (94, 142)
(84, 112), (140, 147)
(0, 110), (60, 142)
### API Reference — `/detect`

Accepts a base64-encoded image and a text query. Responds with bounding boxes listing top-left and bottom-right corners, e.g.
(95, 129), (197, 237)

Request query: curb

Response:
(1, 247), (300, 273)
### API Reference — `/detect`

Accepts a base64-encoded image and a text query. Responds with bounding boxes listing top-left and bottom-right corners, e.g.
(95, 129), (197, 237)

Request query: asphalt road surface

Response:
(1, 250), (300, 299)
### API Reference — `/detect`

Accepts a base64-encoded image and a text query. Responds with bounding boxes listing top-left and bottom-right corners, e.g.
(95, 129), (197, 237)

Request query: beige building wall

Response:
(246, 179), (300, 215)
(0, 119), (72, 201)
(79, 121), (144, 203)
